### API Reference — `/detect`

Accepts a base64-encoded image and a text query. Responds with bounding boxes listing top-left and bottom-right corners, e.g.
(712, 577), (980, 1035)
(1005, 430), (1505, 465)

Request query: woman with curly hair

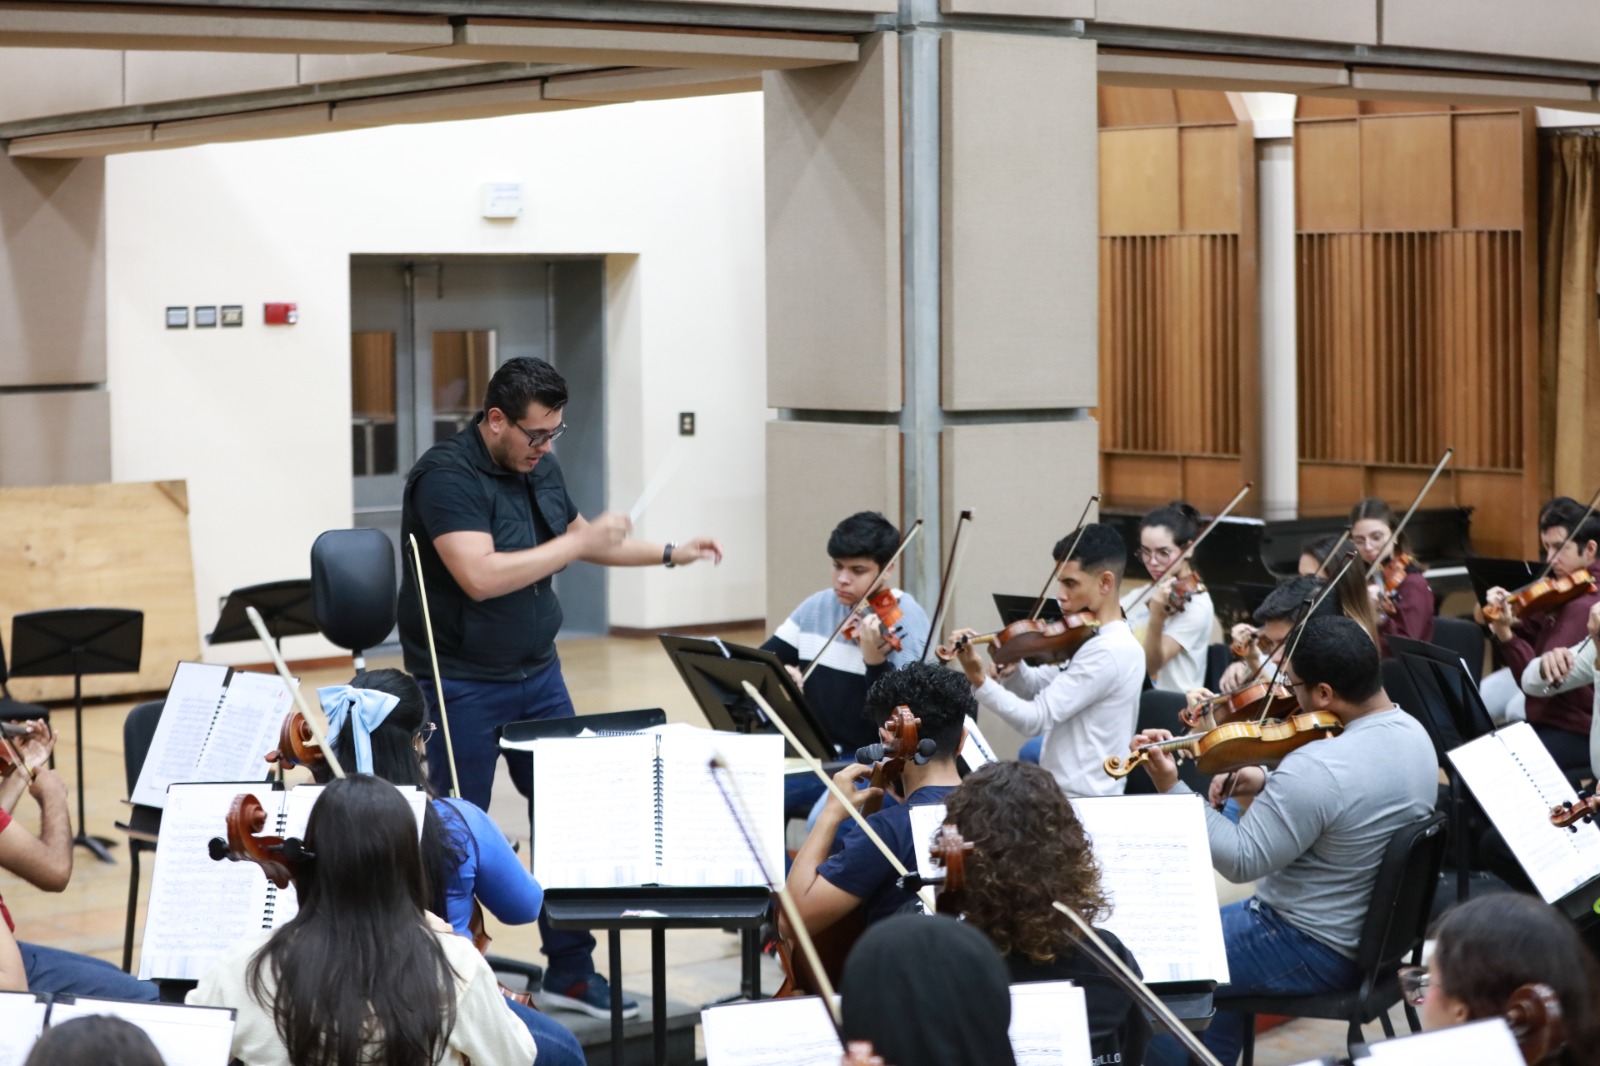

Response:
(942, 760), (1150, 1065)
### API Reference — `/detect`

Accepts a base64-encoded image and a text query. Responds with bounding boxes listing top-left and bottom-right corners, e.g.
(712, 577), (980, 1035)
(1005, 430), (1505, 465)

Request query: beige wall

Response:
(0, 392), (111, 486)
(1094, 0), (1379, 44)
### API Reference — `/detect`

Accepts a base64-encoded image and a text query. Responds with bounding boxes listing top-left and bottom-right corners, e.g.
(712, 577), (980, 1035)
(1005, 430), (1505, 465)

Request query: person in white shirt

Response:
(1120, 500), (1216, 694)
(948, 523), (1146, 797)
(189, 774), (536, 1066)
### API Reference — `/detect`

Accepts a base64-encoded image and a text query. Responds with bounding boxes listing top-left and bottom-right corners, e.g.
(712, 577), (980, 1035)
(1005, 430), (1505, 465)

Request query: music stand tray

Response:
(10, 608), (144, 864)
(991, 594), (1064, 625)
(657, 635), (837, 760)
(208, 580), (317, 649)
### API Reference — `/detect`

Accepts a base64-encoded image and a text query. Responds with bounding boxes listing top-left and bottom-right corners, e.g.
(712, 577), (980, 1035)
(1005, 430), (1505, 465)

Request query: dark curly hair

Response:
(861, 662), (972, 761)
(942, 761), (1109, 963)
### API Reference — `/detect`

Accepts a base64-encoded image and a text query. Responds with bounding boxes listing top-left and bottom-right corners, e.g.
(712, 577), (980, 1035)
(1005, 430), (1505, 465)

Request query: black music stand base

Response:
(71, 681), (116, 864)
(74, 831), (117, 864)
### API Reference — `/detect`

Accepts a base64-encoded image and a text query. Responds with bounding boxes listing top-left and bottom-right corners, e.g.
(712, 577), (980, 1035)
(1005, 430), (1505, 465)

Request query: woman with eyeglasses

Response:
(1350, 497), (1436, 651)
(302, 669), (586, 1066)
(191, 774), (536, 1066)
(1402, 893), (1600, 1066)
(1121, 501), (1216, 694)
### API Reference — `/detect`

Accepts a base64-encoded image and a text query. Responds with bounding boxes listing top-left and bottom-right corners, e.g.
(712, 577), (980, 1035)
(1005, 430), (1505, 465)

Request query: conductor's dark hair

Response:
(1253, 575), (1334, 627)
(23, 1016), (165, 1066)
(1141, 500), (1202, 546)
(1052, 523), (1127, 580)
(311, 669), (464, 922)
(1540, 496), (1600, 553)
(862, 661), (972, 761)
(483, 356), (568, 419)
(1430, 893), (1600, 1066)
(1288, 615), (1382, 703)
(247, 774), (457, 1066)
(827, 512), (901, 568)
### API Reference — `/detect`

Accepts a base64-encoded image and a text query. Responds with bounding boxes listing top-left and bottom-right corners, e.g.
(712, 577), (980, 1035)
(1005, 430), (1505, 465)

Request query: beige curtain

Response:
(1538, 134), (1600, 496)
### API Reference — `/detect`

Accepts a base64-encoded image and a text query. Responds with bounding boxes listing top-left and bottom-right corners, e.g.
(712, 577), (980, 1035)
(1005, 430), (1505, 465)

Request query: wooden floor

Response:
(5, 626), (1386, 1064)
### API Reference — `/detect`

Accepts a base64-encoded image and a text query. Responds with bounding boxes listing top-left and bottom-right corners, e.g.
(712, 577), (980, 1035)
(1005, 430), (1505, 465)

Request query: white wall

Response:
(105, 93), (768, 663)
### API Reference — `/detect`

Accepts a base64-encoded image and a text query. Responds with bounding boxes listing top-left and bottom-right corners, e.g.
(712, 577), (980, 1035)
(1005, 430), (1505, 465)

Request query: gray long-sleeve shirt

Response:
(1175, 707), (1437, 958)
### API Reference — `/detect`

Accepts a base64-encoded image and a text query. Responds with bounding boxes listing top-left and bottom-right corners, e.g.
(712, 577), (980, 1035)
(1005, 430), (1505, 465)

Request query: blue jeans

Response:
(507, 998), (585, 1066)
(417, 662), (598, 984)
(20, 943), (160, 1001)
(1144, 898), (1361, 1066)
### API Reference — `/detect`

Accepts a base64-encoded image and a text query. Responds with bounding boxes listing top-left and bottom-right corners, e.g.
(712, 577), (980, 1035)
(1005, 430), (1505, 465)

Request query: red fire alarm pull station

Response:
(264, 302), (298, 325)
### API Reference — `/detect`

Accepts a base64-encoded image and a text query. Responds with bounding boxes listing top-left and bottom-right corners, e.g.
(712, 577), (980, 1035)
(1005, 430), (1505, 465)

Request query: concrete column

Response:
(0, 153), (109, 486)
(1257, 138), (1298, 520)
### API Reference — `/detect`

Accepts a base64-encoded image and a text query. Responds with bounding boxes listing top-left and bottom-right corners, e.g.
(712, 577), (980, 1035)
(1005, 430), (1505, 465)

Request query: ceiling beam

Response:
(0, 3), (452, 54)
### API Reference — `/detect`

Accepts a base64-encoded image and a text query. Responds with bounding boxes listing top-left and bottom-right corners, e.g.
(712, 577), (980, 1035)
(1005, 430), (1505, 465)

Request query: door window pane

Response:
(351, 331), (398, 477)
(432, 330), (495, 442)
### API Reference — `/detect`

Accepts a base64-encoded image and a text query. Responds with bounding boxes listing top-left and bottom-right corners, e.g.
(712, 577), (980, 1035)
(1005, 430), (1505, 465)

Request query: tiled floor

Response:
(3, 626), (1396, 1064)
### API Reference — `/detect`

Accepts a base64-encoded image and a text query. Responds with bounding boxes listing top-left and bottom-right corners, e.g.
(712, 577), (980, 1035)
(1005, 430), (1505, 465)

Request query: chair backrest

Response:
(0, 625), (10, 694)
(1125, 689), (1209, 796)
(122, 700), (165, 795)
(1430, 618), (1486, 683)
(1204, 642), (1232, 694)
(310, 528), (397, 655)
(1354, 810), (1449, 977)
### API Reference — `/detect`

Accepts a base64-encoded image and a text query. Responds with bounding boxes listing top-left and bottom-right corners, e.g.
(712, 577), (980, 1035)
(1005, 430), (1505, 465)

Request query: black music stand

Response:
(991, 593), (1064, 625)
(9, 608), (143, 864)
(208, 580), (317, 651)
(505, 709), (771, 1066)
(657, 635), (836, 759)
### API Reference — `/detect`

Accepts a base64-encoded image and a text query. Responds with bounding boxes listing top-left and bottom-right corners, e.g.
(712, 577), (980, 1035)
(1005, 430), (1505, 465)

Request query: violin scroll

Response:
(1102, 750), (1151, 780)
(208, 793), (312, 890)
(1505, 983), (1567, 1065)
(264, 710), (324, 770)
(1551, 791), (1600, 832)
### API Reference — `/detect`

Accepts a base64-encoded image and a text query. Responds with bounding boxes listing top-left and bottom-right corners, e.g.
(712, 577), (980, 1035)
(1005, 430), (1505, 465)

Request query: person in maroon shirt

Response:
(1350, 497), (1435, 655)
(1483, 497), (1600, 775)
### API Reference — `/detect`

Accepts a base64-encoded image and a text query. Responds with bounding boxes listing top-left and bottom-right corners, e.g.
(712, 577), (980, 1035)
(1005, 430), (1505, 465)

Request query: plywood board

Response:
(1100, 127), (1180, 234)
(1295, 120), (1360, 232)
(1179, 125), (1241, 234)
(1, 481), (201, 701)
(1360, 115), (1452, 231)
(1453, 112), (1525, 231)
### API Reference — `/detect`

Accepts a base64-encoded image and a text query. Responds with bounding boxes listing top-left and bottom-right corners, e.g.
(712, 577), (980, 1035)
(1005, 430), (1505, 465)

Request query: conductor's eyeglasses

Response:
(513, 421), (566, 448)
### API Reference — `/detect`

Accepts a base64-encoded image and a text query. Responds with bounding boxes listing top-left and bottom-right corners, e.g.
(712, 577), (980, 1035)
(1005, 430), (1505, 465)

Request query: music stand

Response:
(990, 593), (1064, 625)
(208, 580), (317, 651)
(657, 635), (837, 759)
(1463, 557), (1543, 607)
(9, 608), (143, 864)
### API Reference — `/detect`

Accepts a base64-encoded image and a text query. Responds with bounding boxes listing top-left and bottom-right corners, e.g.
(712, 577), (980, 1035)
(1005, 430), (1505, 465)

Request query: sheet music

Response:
(139, 782), (276, 981)
(1072, 794), (1231, 984)
(909, 802), (948, 879)
(1448, 722), (1600, 902)
(658, 731), (784, 887)
(701, 996), (840, 1066)
(531, 735), (657, 888)
(1360, 1018), (1523, 1065)
(193, 670), (292, 782)
(959, 715), (998, 772)
(48, 997), (237, 1066)
(1008, 982), (1090, 1066)
(131, 662), (230, 808)
(0, 992), (46, 1066)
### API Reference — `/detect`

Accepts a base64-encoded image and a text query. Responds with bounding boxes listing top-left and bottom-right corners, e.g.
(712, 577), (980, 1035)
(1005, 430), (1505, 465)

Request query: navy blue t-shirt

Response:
(817, 785), (954, 924)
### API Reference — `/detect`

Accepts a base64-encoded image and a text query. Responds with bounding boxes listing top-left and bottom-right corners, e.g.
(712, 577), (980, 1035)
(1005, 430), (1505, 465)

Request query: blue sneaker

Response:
(542, 972), (640, 1020)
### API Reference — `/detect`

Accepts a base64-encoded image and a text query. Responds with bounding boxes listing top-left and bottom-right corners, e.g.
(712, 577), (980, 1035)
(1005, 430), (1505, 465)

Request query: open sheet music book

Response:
(0, 992), (236, 1066)
(1448, 721), (1600, 902)
(130, 662), (295, 809)
(700, 980), (1090, 1066)
(1357, 1017), (1524, 1065)
(909, 793), (1229, 984)
(139, 782), (426, 981)
(529, 728), (783, 889)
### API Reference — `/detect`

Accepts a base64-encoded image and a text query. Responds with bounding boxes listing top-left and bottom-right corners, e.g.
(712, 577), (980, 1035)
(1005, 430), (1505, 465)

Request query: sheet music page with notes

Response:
(139, 782), (277, 981)
(531, 734), (657, 888)
(657, 730), (783, 887)
(1008, 982), (1090, 1066)
(130, 662), (230, 808)
(1071, 794), (1231, 984)
(701, 995), (840, 1066)
(47, 998), (237, 1066)
(1358, 1017), (1523, 1065)
(1448, 722), (1600, 902)
(192, 670), (292, 782)
(0, 992), (46, 1066)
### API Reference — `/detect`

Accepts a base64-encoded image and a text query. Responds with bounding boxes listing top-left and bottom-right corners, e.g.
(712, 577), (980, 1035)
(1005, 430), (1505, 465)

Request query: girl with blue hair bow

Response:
(311, 668), (585, 1066)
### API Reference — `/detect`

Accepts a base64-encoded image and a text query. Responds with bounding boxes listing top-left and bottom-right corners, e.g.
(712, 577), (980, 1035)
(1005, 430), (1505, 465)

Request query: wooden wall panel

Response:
(1179, 125), (1240, 233)
(1297, 121), (1361, 232)
(1297, 463), (1367, 514)
(1360, 115), (1452, 231)
(1100, 127), (1180, 234)
(1454, 113), (1524, 230)
(1099, 86), (1179, 128)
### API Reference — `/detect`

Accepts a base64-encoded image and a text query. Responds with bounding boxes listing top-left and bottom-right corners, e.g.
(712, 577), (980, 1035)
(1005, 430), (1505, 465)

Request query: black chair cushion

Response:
(310, 528), (397, 653)
(1216, 970), (1403, 1026)
(0, 695), (48, 721)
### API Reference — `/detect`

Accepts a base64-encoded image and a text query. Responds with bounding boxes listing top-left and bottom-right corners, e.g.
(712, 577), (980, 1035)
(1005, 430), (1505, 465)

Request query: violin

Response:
(1505, 983), (1568, 1065)
(841, 588), (907, 652)
(854, 706), (936, 816)
(935, 613), (1100, 666)
(1551, 790), (1600, 831)
(1104, 711), (1344, 780)
(1374, 552), (1413, 617)
(1179, 679), (1296, 729)
(1161, 572), (1207, 615)
(264, 710), (324, 770)
(208, 793), (312, 890)
(1484, 569), (1597, 623)
(925, 824), (972, 916)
